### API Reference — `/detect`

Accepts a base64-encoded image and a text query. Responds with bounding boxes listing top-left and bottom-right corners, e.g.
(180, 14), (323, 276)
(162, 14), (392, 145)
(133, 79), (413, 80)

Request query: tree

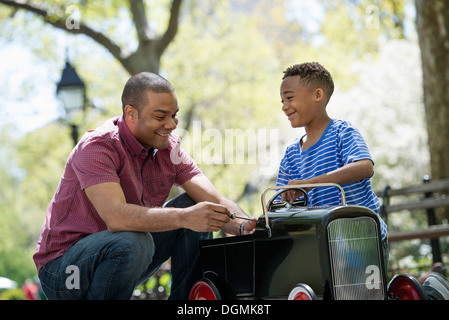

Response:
(0, 0), (182, 74)
(415, 0), (449, 184)
(0, 128), (37, 284)
(163, 3), (283, 204)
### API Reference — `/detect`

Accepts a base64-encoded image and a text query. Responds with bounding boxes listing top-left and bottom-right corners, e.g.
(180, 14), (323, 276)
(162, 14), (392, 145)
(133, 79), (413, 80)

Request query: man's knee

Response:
(39, 231), (156, 299)
(90, 231), (156, 299)
(186, 229), (212, 243)
(163, 192), (196, 208)
(112, 231), (155, 262)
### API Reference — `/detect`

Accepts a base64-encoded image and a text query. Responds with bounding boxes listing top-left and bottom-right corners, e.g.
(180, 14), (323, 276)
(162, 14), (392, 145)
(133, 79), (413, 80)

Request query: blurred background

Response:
(0, 0), (448, 299)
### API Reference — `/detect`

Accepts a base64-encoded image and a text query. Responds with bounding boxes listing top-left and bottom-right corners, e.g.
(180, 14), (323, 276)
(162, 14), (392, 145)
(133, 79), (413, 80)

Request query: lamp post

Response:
(56, 59), (86, 147)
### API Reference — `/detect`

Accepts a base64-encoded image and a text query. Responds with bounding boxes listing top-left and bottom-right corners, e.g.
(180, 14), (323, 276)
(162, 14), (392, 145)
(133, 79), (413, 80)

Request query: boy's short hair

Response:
(282, 62), (334, 104)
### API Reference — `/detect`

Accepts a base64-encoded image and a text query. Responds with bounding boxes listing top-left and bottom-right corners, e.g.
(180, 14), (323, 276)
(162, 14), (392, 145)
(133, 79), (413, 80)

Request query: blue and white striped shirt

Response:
(276, 119), (387, 240)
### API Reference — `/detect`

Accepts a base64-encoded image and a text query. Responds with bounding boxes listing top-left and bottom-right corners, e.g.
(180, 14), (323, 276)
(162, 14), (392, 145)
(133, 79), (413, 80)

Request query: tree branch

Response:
(0, 0), (182, 74)
(129, 0), (154, 43)
(0, 0), (127, 64)
(158, 0), (182, 54)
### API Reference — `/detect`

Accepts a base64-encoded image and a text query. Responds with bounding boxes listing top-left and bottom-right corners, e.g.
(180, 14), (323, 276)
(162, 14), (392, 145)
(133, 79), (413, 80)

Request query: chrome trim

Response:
(261, 183), (346, 237)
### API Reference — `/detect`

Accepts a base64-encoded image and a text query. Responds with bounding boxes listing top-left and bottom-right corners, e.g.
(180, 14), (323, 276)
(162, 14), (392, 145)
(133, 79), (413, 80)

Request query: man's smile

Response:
(155, 131), (170, 137)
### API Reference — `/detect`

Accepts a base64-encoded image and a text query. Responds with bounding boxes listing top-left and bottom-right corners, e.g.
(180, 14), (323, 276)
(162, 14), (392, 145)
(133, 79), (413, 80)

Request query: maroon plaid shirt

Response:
(33, 116), (202, 273)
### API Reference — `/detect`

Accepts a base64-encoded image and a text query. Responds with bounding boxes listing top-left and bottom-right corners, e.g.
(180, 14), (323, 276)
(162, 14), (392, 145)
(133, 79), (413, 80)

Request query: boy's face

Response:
(280, 75), (320, 128)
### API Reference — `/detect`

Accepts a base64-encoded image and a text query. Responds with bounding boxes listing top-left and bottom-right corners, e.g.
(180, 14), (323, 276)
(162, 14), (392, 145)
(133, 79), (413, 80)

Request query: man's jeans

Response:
(39, 193), (211, 300)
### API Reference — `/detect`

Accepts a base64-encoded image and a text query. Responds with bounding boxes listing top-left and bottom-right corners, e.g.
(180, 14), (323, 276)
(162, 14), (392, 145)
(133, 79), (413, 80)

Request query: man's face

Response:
(129, 90), (179, 150)
(280, 75), (317, 128)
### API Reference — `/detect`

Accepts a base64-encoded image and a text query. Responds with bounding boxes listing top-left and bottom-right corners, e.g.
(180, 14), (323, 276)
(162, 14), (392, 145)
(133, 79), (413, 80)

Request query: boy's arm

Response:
(281, 159), (373, 202)
(307, 159), (373, 185)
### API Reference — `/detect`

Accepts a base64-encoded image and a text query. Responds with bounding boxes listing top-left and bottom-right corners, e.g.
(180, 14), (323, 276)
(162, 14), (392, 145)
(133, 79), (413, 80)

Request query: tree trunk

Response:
(415, 0), (449, 181)
(415, 0), (449, 219)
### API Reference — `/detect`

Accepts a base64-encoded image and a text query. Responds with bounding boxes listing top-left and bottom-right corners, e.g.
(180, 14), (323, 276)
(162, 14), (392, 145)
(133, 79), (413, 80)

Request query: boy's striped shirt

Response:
(276, 119), (387, 240)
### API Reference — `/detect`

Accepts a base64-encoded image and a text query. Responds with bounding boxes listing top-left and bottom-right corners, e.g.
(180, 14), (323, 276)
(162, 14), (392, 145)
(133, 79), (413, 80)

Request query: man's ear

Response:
(124, 104), (138, 122)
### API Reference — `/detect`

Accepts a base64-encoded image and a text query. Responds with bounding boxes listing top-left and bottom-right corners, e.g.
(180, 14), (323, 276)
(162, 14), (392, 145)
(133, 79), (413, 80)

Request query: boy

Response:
(276, 62), (387, 241)
(276, 62), (449, 300)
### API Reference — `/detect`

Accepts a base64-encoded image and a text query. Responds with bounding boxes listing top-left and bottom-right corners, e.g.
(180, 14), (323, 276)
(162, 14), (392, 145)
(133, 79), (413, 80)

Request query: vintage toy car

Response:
(189, 183), (426, 300)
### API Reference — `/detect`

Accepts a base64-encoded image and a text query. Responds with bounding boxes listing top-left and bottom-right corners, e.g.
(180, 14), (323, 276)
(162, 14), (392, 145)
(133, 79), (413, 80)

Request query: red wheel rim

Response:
(189, 280), (219, 300)
(288, 283), (316, 300)
(388, 275), (424, 300)
(292, 291), (312, 300)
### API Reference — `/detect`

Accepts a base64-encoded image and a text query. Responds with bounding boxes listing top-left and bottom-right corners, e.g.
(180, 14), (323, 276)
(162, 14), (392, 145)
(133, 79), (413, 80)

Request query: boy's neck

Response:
(301, 115), (332, 150)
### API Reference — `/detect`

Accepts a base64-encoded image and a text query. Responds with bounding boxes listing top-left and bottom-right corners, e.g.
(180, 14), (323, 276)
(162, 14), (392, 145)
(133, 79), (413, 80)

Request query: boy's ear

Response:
(314, 88), (325, 102)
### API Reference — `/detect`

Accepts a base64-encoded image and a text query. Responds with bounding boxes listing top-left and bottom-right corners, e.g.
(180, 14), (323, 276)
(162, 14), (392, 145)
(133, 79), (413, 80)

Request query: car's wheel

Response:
(189, 278), (221, 300)
(288, 283), (317, 300)
(388, 274), (426, 300)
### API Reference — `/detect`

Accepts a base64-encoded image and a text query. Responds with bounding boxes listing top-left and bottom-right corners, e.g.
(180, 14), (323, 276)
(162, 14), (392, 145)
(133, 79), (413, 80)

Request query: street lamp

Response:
(56, 59), (86, 146)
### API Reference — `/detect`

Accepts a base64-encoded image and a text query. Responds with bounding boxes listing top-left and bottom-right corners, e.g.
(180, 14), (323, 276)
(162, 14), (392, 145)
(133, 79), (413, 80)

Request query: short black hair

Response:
(121, 72), (174, 115)
(282, 62), (334, 103)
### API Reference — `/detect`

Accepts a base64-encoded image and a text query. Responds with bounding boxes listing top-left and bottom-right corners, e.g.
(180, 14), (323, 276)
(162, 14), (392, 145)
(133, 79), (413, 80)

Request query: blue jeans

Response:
(39, 193), (211, 300)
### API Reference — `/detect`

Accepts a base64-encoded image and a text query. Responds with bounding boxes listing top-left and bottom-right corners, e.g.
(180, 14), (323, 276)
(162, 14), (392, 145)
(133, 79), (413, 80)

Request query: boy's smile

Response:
(286, 110), (297, 121)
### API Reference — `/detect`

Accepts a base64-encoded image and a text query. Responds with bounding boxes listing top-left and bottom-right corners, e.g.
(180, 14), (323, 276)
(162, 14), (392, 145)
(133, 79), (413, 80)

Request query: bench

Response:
(378, 176), (449, 264)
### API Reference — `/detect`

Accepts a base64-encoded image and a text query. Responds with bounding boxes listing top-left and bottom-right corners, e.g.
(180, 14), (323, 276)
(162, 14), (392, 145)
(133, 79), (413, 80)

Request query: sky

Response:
(0, 41), (61, 135)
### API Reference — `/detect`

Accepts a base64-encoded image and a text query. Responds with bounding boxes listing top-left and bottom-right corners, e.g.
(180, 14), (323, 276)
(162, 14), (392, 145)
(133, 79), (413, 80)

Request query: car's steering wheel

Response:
(267, 187), (308, 211)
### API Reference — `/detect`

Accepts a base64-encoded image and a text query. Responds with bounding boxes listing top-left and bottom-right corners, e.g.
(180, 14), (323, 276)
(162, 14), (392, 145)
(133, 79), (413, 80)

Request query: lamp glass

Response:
(57, 86), (85, 117)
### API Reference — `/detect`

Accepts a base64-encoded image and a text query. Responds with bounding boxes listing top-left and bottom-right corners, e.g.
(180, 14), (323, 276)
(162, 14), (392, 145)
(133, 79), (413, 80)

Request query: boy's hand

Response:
(280, 180), (311, 203)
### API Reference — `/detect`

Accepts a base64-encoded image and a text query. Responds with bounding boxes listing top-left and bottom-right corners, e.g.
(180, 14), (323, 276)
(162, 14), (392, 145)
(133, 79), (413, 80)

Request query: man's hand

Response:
(181, 175), (255, 236)
(240, 219), (257, 235)
(180, 201), (231, 232)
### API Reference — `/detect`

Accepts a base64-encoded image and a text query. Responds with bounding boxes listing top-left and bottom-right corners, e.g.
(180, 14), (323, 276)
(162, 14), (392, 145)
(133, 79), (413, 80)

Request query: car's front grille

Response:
(327, 217), (385, 300)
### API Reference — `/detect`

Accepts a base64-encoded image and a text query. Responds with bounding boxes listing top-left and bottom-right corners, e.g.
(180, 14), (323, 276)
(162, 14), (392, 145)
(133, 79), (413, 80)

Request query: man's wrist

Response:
(239, 221), (245, 235)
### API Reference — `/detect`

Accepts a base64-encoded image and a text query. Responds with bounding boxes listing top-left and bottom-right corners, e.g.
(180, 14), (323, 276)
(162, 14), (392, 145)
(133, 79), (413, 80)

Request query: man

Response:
(33, 72), (256, 300)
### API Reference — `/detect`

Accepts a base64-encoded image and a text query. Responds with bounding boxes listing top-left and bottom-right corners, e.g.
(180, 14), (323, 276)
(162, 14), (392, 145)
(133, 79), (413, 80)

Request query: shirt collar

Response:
(117, 115), (157, 159)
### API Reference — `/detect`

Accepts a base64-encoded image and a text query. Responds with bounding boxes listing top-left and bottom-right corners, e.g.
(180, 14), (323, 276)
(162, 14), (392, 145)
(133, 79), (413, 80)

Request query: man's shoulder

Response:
(78, 117), (121, 147)
(84, 117), (120, 140)
(74, 117), (122, 158)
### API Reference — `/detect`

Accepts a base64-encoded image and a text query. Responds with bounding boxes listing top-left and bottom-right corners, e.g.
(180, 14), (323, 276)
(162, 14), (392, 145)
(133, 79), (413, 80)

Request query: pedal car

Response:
(189, 183), (426, 300)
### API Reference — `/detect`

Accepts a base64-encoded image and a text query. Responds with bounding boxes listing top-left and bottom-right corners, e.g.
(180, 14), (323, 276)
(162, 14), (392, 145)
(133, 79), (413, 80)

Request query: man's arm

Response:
(181, 175), (257, 235)
(84, 181), (231, 233)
